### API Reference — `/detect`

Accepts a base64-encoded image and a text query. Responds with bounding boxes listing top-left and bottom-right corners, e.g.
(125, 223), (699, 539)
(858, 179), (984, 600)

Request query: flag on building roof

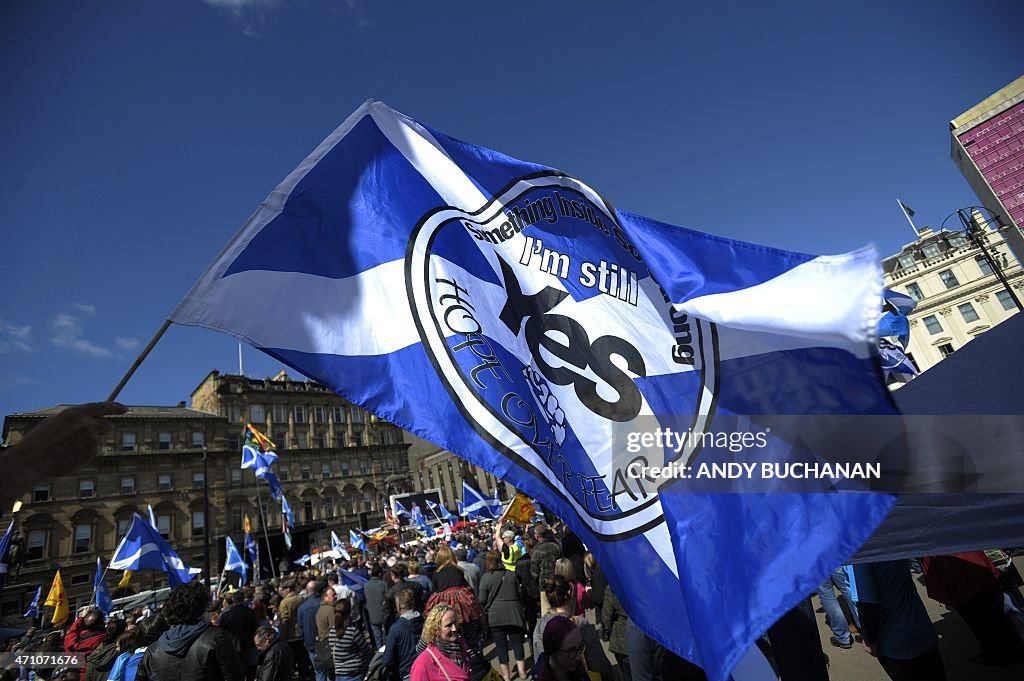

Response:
(109, 513), (196, 587)
(462, 480), (501, 520)
(349, 529), (367, 552)
(242, 423), (277, 469)
(22, 585), (41, 620)
(898, 200), (916, 218)
(169, 100), (897, 680)
(94, 558), (114, 616)
(331, 531), (351, 561)
(44, 570), (68, 626)
(224, 536), (247, 576)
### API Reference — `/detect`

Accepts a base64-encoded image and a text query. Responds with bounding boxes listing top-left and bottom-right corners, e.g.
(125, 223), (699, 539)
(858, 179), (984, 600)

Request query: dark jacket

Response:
(529, 539), (561, 587)
(384, 580), (425, 630)
(382, 612), (423, 681)
(135, 622), (245, 681)
(296, 595), (320, 650)
(431, 565), (467, 592)
(256, 639), (293, 681)
(218, 605), (258, 658)
(84, 640), (121, 681)
(601, 588), (629, 656)
(479, 570), (526, 630)
(364, 578), (389, 626)
(582, 563), (607, 610)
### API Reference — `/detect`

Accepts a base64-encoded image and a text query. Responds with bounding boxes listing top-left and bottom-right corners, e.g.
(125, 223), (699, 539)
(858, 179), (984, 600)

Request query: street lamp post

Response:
(202, 444), (212, 586)
(942, 206), (1024, 312)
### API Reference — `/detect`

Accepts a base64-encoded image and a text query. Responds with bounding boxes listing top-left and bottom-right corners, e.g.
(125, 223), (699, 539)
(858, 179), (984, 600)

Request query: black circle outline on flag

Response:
(406, 171), (720, 541)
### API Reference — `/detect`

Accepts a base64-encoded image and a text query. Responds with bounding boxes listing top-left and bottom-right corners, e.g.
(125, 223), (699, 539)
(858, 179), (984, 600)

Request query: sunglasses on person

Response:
(559, 642), (586, 657)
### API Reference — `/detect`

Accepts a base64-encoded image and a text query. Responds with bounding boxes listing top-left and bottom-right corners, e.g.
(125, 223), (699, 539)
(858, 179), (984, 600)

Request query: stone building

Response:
(882, 210), (1022, 375)
(0, 369), (413, 622)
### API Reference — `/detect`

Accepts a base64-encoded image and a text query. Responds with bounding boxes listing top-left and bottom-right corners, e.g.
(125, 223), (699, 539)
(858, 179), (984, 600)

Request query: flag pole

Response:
(254, 483), (277, 581)
(107, 319), (172, 401)
(897, 199), (920, 239)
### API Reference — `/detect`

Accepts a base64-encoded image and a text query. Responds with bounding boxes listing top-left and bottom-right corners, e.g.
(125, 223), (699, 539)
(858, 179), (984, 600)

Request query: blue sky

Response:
(1, 0), (1021, 425)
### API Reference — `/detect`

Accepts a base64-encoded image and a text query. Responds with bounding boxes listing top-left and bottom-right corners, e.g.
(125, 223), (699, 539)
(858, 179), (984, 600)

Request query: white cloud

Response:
(115, 337), (141, 351)
(73, 303), (96, 315)
(203, 0), (281, 36)
(51, 310), (121, 359)
(0, 321), (32, 354)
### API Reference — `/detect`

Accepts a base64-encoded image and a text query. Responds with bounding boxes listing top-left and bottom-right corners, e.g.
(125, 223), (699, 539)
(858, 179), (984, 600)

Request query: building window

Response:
(157, 514), (171, 539)
(158, 474), (172, 491)
(226, 404), (242, 423)
(120, 477), (135, 495)
(922, 243), (940, 259)
(359, 460), (370, 475)
(923, 315), (942, 335)
(976, 255), (995, 276)
(351, 409), (364, 424)
(353, 432), (363, 447)
(315, 432), (326, 448)
(947, 233), (969, 248)
(74, 524), (92, 554)
(313, 406), (326, 424)
(26, 530), (46, 561)
(939, 269), (960, 289)
(279, 467), (290, 481)
(79, 480), (95, 499)
(121, 432), (136, 451)
(303, 500), (314, 522)
(230, 509), (242, 533)
(191, 511), (205, 537)
(905, 282), (924, 301)
(192, 431), (205, 449)
(997, 290), (1016, 310)
(230, 468), (242, 486)
(341, 461), (350, 476)
(294, 405), (307, 424)
(158, 432), (171, 450)
(192, 471), (205, 489)
(322, 463), (332, 479)
(250, 404), (266, 423)
(897, 254), (916, 269)
(33, 484), (51, 502)
(938, 343), (955, 358)
(301, 465), (311, 481)
(332, 406), (346, 424)
(272, 404), (288, 423)
(362, 491), (373, 510)
(958, 302), (980, 323)
(70, 573), (90, 586)
(296, 431), (307, 449)
(324, 496), (335, 518)
(228, 434), (240, 451)
(117, 518), (131, 537)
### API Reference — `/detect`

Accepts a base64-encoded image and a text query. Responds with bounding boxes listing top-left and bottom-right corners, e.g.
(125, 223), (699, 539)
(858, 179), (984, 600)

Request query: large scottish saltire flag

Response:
(170, 100), (896, 680)
(110, 514), (196, 587)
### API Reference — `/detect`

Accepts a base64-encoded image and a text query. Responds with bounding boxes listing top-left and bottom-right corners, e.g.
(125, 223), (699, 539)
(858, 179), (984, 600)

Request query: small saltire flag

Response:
(393, 499), (410, 518)
(294, 554), (311, 566)
(462, 480), (501, 520)
(44, 570), (68, 626)
(0, 520), (12, 591)
(899, 200), (916, 218)
(169, 100), (897, 680)
(22, 585), (41, 619)
(117, 571), (133, 589)
(427, 499), (454, 521)
(242, 424), (277, 469)
(147, 504), (158, 530)
(224, 536), (247, 576)
(94, 558), (113, 616)
(245, 532), (258, 565)
(501, 493), (536, 525)
(331, 531), (351, 561)
(109, 514), (197, 587)
(349, 529), (367, 552)
(254, 451), (284, 500)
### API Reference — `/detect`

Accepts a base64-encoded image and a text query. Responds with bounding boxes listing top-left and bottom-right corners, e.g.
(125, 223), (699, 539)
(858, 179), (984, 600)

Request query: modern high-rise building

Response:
(950, 75), (1024, 263)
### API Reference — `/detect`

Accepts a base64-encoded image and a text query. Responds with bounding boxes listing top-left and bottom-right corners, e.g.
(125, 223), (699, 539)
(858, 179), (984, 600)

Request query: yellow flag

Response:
(501, 493), (535, 524)
(244, 514), (252, 534)
(44, 570), (69, 626)
(117, 571), (133, 589)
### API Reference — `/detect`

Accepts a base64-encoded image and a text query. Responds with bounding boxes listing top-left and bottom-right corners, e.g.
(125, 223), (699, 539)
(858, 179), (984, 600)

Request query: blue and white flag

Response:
(170, 100), (896, 680)
(22, 585), (41, 619)
(147, 504), (158, 530)
(339, 569), (367, 588)
(294, 554), (311, 566)
(0, 520), (12, 591)
(245, 532), (258, 566)
(110, 514), (196, 587)
(457, 501), (465, 517)
(349, 529), (367, 552)
(94, 558), (113, 615)
(462, 480), (501, 520)
(427, 499), (455, 521)
(393, 499), (410, 518)
(254, 451), (284, 501)
(224, 536), (247, 576)
(331, 531), (351, 561)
